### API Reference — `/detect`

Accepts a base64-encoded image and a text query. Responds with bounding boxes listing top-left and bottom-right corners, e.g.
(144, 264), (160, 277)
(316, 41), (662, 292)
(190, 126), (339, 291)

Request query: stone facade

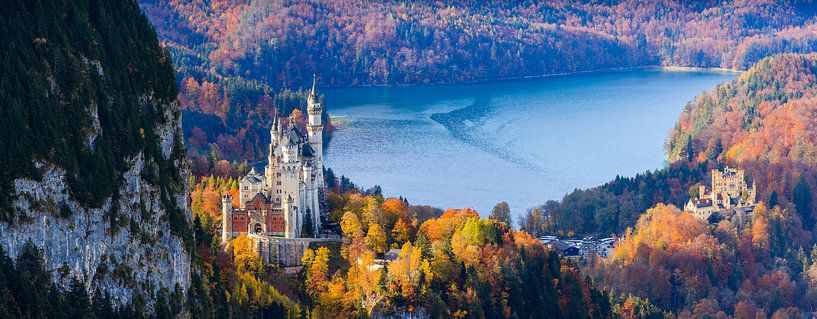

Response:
(222, 77), (325, 241)
(248, 234), (341, 267)
(685, 166), (756, 220)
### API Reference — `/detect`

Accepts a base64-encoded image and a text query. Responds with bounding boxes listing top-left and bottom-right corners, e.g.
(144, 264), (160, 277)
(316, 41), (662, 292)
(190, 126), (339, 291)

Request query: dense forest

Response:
(0, 0), (188, 234)
(184, 174), (613, 318)
(584, 203), (817, 318)
(140, 0), (817, 87)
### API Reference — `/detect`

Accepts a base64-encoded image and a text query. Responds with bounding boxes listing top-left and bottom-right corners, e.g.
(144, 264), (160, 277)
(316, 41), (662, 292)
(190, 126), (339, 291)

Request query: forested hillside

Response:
(667, 53), (817, 228)
(586, 203), (817, 317)
(141, 0), (817, 87)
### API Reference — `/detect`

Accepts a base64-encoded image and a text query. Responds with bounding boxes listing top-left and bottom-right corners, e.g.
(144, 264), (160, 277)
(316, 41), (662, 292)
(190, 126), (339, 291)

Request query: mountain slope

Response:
(667, 53), (817, 165)
(0, 0), (191, 307)
(141, 0), (817, 87)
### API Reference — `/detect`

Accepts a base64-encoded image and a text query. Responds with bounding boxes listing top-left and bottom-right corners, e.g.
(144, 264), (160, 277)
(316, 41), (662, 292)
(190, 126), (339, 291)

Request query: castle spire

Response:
(271, 107), (278, 131)
(310, 74), (317, 98)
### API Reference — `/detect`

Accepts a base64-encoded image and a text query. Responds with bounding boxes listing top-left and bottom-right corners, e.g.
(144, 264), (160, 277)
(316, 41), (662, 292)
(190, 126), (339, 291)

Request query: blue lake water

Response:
(322, 69), (738, 220)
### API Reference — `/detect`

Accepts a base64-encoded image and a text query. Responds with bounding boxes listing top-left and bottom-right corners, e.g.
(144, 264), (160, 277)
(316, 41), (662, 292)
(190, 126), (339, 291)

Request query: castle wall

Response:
(249, 234), (342, 267)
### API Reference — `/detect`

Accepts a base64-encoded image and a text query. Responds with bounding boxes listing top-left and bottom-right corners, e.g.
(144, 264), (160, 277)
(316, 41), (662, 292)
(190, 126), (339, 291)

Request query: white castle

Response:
(221, 77), (325, 242)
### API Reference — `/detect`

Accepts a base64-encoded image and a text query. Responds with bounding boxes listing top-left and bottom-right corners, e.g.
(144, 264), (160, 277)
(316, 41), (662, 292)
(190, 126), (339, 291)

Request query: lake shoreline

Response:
(318, 65), (743, 89)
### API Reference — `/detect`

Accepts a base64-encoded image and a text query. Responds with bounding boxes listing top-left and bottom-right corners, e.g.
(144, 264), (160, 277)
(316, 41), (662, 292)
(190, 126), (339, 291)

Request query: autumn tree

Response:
(341, 211), (363, 239)
(366, 224), (388, 254)
(232, 234), (262, 276)
(489, 201), (511, 225)
(302, 247), (330, 298)
(391, 218), (412, 246)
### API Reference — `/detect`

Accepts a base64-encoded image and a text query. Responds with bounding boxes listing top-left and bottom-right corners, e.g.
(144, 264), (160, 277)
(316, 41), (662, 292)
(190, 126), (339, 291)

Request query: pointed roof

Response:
(285, 136), (298, 148)
(242, 174), (264, 184)
(310, 74), (317, 98)
(242, 167), (264, 184)
(690, 198), (713, 208)
(301, 143), (315, 157)
(249, 192), (271, 204)
(285, 122), (305, 142)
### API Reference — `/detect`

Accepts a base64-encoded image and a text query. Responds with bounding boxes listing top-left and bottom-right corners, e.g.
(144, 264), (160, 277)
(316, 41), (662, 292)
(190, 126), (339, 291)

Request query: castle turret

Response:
(284, 195), (299, 238)
(307, 75), (323, 161)
(271, 111), (280, 148)
(266, 112), (279, 190)
(221, 195), (233, 245)
(302, 163), (321, 236)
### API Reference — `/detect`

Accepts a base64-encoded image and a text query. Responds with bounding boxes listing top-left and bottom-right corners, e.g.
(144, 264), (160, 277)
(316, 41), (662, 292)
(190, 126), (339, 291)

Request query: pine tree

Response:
(794, 175), (813, 229)
(302, 209), (315, 238)
(769, 190), (779, 208)
(685, 135), (695, 161)
(66, 279), (93, 319)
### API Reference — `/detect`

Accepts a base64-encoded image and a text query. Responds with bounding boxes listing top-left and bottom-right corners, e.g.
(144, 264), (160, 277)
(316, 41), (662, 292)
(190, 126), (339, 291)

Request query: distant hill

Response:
(141, 0), (817, 87)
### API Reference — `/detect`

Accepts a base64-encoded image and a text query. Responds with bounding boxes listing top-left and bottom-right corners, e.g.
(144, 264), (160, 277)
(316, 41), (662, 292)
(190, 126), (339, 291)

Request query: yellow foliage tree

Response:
(366, 223), (388, 254)
(392, 218), (411, 245)
(341, 211), (363, 239)
(232, 234), (262, 275)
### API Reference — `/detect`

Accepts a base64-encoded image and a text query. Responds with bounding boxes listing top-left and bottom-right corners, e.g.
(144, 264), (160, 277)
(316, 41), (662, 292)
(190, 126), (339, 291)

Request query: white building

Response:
(222, 77), (325, 242)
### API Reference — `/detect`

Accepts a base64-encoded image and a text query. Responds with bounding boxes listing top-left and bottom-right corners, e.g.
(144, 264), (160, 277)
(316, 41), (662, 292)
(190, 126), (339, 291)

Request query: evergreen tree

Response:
(685, 135), (695, 161)
(794, 175), (813, 229)
(324, 168), (336, 189)
(66, 279), (93, 319)
(302, 209), (315, 238)
(769, 190), (779, 208)
(415, 233), (432, 260)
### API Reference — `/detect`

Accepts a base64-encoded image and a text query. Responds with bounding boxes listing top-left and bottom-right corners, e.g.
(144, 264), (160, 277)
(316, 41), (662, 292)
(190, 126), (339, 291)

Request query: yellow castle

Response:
(685, 166), (756, 220)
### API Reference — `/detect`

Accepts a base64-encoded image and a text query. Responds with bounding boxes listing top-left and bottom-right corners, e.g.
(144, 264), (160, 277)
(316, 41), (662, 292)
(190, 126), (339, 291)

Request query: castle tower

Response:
(284, 195), (299, 238)
(266, 112), (279, 190)
(302, 163), (321, 236)
(307, 75), (323, 161)
(282, 137), (297, 163)
(221, 195), (232, 245)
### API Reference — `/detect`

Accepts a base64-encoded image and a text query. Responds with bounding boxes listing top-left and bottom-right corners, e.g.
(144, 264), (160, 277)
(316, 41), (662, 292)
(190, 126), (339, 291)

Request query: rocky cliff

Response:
(0, 0), (192, 308)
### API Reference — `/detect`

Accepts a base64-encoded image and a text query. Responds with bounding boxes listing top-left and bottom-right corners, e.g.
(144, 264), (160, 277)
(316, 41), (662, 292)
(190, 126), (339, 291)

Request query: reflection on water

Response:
(323, 69), (738, 219)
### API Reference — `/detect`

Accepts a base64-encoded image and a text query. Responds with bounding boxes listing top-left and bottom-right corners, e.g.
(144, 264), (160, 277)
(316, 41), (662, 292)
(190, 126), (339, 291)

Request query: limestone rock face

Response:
(0, 96), (191, 307)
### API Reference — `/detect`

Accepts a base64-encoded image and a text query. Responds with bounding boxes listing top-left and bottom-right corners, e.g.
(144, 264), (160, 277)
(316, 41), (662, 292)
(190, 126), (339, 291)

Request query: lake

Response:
(322, 69), (738, 219)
